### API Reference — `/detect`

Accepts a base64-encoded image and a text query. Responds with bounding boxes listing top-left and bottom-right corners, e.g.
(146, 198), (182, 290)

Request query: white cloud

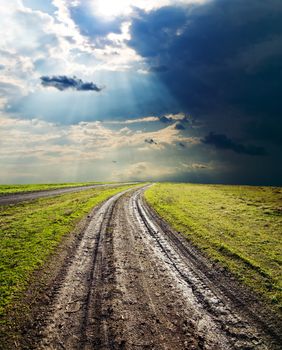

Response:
(0, 112), (213, 183)
(113, 161), (178, 181)
(0, 114), (199, 168)
(181, 162), (212, 170)
(89, 0), (208, 19)
(0, 0), (148, 112)
(0, 1), (103, 108)
(103, 113), (194, 125)
(68, 120), (199, 151)
(104, 116), (160, 124)
(93, 45), (142, 72)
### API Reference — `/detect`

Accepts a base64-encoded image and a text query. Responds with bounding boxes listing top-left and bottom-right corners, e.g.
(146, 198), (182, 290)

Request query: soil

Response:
(1, 186), (281, 349)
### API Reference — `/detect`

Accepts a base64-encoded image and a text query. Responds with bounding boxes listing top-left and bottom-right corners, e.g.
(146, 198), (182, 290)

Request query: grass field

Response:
(0, 182), (105, 195)
(0, 184), (136, 316)
(145, 183), (282, 310)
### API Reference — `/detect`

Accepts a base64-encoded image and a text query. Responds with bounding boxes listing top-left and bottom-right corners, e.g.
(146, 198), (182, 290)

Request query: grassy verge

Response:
(145, 183), (282, 310)
(0, 182), (106, 195)
(0, 184), (137, 316)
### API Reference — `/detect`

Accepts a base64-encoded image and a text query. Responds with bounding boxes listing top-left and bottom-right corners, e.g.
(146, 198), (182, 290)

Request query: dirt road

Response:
(0, 183), (137, 206)
(36, 186), (281, 350)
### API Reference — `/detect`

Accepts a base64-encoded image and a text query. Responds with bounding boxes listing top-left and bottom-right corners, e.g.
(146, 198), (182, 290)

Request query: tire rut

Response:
(112, 191), (229, 349)
(36, 186), (281, 350)
(135, 188), (281, 350)
(38, 188), (132, 350)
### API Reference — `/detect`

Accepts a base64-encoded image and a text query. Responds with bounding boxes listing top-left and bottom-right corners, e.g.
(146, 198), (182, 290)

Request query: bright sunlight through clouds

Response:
(0, 0), (281, 185)
(90, 0), (207, 19)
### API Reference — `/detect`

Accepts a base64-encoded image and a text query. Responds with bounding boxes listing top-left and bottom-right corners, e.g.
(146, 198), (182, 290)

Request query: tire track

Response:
(79, 192), (117, 349)
(38, 188), (133, 350)
(134, 187), (281, 350)
(36, 185), (280, 350)
(113, 190), (231, 349)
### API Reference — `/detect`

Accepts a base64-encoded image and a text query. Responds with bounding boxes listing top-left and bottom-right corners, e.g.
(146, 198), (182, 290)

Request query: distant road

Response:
(0, 183), (138, 206)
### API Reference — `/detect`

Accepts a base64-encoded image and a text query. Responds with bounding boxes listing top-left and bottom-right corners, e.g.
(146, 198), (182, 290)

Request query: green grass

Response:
(0, 184), (137, 316)
(0, 182), (106, 195)
(145, 183), (282, 310)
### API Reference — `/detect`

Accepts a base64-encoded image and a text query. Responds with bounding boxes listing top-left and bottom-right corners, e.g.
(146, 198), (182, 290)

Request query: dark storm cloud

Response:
(149, 65), (169, 73)
(158, 115), (189, 124)
(191, 163), (209, 169)
(145, 138), (157, 145)
(174, 122), (185, 130)
(202, 132), (266, 156)
(128, 0), (282, 184)
(180, 115), (190, 123)
(128, 0), (282, 138)
(40, 76), (103, 92)
(244, 120), (282, 145)
(159, 115), (172, 123)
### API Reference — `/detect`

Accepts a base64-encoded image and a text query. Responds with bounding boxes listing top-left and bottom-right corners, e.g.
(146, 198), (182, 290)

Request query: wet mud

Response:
(34, 186), (282, 349)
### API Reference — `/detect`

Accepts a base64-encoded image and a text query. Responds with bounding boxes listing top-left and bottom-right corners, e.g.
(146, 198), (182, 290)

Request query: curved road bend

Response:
(0, 183), (138, 206)
(37, 185), (281, 350)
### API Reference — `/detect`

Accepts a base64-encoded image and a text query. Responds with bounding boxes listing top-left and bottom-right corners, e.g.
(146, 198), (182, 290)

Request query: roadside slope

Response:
(145, 183), (282, 313)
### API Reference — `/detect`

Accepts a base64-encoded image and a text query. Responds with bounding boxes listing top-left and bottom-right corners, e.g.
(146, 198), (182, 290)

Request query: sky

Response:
(0, 0), (281, 184)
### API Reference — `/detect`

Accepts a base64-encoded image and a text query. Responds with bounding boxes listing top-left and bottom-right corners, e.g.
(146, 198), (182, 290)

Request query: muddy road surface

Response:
(0, 183), (137, 206)
(37, 186), (281, 350)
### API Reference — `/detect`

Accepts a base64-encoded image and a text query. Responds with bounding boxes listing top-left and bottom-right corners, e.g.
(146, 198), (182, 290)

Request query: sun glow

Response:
(91, 0), (209, 19)
(91, 0), (134, 19)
